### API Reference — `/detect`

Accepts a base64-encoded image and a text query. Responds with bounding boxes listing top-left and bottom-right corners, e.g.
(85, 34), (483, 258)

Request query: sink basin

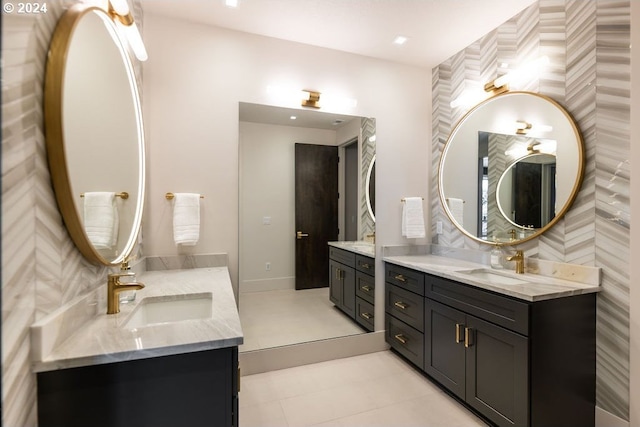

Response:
(459, 269), (529, 286)
(124, 293), (213, 329)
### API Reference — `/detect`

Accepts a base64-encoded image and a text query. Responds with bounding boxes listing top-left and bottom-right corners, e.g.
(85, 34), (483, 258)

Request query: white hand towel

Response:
(447, 198), (464, 226)
(173, 193), (201, 246)
(402, 197), (425, 239)
(83, 192), (119, 250)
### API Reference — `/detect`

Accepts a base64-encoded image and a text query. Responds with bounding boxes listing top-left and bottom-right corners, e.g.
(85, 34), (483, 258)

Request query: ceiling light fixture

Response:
(225, 0), (239, 8)
(108, 0), (148, 61)
(290, 116), (297, 120)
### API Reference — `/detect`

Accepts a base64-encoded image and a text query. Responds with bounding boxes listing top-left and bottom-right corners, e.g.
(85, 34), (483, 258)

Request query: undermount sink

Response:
(458, 268), (530, 286)
(124, 293), (213, 329)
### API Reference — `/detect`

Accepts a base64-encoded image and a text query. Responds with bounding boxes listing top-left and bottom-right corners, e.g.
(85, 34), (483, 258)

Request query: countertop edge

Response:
(383, 256), (601, 302)
(31, 267), (243, 373)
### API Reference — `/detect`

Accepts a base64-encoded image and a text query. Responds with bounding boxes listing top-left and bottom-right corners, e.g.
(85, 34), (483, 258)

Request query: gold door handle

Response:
(296, 231), (309, 239)
(455, 324), (464, 343)
(464, 327), (474, 348)
(394, 274), (407, 282)
(394, 334), (408, 345)
(360, 312), (373, 320)
(394, 301), (408, 310)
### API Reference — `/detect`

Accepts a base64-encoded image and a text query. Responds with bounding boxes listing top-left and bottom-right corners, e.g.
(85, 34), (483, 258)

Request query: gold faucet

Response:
(107, 272), (145, 314)
(506, 250), (525, 274)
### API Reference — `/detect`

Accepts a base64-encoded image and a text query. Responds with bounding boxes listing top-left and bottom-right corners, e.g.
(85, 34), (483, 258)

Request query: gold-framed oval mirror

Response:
(366, 155), (376, 222)
(438, 91), (584, 245)
(44, 3), (145, 265)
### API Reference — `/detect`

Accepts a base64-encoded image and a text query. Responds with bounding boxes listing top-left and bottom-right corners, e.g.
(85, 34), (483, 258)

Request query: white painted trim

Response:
(596, 406), (629, 427)
(239, 331), (387, 375)
(239, 277), (294, 293)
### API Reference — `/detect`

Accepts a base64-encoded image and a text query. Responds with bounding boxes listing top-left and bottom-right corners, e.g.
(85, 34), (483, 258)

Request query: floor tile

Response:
(240, 351), (489, 427)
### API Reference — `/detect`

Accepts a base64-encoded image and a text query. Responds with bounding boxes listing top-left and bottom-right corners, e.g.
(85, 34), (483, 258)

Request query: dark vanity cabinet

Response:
(37, 347), (239, 427)
(385, 262), (596, 427)
(329, 246), (375, 331)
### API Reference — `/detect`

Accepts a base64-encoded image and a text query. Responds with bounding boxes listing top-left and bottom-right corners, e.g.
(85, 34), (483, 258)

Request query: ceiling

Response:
(140, 0), (537, 69)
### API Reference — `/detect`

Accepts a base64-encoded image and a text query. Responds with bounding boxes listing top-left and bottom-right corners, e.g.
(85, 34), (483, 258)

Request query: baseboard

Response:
(596, 406), (629, 427)
(239, 277), (295, 293)
(239, 331), (388, 375)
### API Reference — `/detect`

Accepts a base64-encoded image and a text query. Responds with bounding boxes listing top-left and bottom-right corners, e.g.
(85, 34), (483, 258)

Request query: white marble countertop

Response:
(383, 254), (601, 302)
(328, 241), (375, 258)
(31, 268), (243, 373)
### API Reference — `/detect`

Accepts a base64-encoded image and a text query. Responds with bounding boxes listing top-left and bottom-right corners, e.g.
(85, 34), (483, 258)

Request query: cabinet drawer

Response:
(386, 284), (424, 332)
(425, 274), (529, 336)
(355, 255), (375, 274)
(385, 264), (425, 295)
(329, 247), (356, 267)
(355, 297), (375, 332)
(355, 271), (375, 304)
(386, 315), (424, 369)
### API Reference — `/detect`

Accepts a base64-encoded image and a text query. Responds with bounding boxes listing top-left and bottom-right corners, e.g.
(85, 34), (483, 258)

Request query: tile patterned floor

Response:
(239, 350), (489, 427)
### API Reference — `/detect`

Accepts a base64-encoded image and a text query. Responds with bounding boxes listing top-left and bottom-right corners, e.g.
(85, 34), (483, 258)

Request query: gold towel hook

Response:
(165, 192), (204, 200)
(401, 197), (424, 202)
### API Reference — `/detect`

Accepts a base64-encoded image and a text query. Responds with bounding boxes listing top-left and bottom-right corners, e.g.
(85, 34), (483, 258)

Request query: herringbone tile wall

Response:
(1, 2), (143, 425)
(432, 0), (630, 419)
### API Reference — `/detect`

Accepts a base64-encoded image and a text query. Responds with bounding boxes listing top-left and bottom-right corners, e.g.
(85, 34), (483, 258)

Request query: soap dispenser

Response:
(490, 242), (504, 269)
(118, 260), (137, 304)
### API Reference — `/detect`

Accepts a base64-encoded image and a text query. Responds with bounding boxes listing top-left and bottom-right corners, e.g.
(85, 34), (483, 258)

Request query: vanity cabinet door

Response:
(465, 315), (529, 427)
(329, 260), (355, 318)
(424, 299), (466, 400)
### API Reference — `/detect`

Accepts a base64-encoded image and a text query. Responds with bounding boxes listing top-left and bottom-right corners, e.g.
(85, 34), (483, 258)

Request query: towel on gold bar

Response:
(172, 193), (201, 246)
(402, 197), (425, 239)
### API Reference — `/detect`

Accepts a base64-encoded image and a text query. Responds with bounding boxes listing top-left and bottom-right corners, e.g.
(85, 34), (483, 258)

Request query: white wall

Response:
(142, 15), (431, 329)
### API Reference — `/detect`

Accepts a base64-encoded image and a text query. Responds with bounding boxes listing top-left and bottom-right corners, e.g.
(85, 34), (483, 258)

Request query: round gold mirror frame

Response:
(438, 91), (585, 246)
(44, 4), (146, 265)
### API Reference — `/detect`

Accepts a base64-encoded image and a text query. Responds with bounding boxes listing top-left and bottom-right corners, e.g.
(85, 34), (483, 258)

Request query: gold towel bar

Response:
(401, 197), (424, 202)
(80, 192), (129, 200)
(165, 192), (205, 200)
(446, 198), (465, 203)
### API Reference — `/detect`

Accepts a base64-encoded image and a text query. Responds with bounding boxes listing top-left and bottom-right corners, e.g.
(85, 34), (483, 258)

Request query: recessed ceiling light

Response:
(393, 36), (408, 45)
(290, 116), (297, 120)
(225, 0), (238, 8)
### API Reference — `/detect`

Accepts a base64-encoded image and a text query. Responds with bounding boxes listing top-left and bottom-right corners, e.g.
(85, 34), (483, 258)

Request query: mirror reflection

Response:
(439, 91), (584, 245)
(44, 5), (145, 266)
(238, 103), (375, 352)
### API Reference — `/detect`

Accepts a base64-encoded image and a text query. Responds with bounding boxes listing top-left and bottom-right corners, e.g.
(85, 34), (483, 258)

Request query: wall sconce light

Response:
(108, 0), (148, 61)
(302, 90), (321, 109)
(484, 56), (550, 93)
(515, 121), (532, 135)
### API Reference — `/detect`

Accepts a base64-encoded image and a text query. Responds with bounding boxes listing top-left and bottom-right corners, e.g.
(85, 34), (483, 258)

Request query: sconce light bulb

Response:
(117, 21), (148, 61)
(109, 0), (130, 16)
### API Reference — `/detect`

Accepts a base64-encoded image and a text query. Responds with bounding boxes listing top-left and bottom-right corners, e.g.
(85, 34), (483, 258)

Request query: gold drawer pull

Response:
(335, 268), (344, 280)
(465, 327), (474, 348)
(455, 323), (464, 344)
(394, 334), (408, 345)
(360, 263), (371, 269)
(394, 301), (408, 310)
(361, 285), (373, 292)
(360, 312), (373, 320)
(394, 274), (407, 282)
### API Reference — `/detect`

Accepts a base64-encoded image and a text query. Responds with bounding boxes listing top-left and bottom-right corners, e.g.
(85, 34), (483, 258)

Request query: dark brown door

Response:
(295, 143), (338, 290)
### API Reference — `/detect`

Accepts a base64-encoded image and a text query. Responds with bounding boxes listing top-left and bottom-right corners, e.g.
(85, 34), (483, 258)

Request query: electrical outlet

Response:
(436, 221), (443, 234)
(265, 262), (271, 271)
